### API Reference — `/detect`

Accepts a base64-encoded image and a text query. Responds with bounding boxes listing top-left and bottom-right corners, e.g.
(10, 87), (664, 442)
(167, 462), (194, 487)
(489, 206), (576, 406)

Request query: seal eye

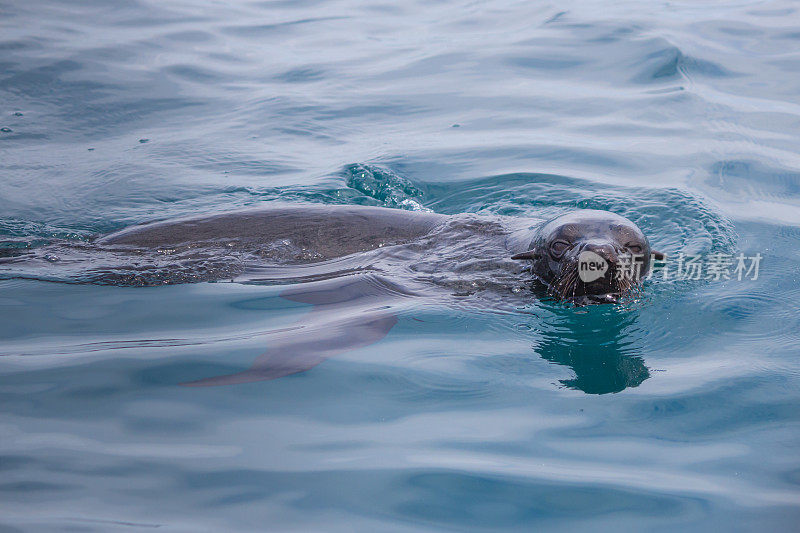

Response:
(550, 240), (570, 257)
(626, 243), (643, 254)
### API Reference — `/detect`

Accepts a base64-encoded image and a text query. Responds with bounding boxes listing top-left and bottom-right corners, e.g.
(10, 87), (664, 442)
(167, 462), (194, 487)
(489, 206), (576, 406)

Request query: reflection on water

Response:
(535, 305), (649, 394)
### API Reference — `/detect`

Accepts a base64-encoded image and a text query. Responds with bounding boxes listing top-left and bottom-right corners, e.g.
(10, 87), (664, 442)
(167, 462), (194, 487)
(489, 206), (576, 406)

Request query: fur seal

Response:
(2, 205), (662, 388)
(97, 205), (662, 303)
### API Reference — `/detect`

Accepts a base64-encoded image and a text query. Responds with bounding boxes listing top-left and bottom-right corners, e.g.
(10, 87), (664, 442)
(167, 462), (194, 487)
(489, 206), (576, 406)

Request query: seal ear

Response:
(511, 249), (537, 260)
(650, 250), (665, 261)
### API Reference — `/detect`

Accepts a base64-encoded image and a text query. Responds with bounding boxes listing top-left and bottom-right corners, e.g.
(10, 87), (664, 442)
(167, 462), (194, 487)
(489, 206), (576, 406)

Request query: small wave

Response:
(697, 287), (800, 351)
(631, 40), (734, 84)
(0, 220), (93, 252)
(0, 241), (253, 287)
(343, 164), (431, 212)
(422, 171), (736, 256)
(704, 160), (800, 224)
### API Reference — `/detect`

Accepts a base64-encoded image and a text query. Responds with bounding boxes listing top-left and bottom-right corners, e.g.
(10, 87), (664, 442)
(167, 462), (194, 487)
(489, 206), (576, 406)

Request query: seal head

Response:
(512, 210), (663, 302)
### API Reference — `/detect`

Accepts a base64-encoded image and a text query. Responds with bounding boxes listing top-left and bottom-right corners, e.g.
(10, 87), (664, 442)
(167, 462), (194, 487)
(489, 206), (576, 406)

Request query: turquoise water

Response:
(2, 0), (800, 530)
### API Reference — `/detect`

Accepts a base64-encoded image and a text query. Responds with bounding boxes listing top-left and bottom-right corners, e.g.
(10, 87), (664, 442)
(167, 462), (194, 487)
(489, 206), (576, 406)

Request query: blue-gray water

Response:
(2, 0), (800, 530)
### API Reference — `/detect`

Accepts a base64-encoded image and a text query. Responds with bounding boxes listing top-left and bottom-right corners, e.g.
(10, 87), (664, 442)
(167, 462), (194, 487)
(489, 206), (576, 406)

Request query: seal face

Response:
(512, 210), (663, 302)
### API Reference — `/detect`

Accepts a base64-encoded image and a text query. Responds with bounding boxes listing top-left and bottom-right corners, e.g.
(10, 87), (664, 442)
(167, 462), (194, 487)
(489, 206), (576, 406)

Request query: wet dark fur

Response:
(512, 210), (663, 304)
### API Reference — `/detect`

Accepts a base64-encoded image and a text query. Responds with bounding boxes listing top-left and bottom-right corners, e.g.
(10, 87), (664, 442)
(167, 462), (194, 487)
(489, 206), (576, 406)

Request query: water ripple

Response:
(1, 0), (799, 529)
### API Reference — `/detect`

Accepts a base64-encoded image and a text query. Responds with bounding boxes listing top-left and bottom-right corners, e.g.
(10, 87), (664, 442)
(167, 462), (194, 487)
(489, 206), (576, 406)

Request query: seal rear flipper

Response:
(180, 312), (398, 387)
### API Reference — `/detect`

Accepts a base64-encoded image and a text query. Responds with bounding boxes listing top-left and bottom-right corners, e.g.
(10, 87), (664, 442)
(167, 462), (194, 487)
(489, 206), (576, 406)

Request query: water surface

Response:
(1, 0), (799, 530)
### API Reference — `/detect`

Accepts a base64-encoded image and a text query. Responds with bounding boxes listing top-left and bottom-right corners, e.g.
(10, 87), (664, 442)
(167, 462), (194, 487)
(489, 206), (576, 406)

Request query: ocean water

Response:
(2, 0), (800, 530)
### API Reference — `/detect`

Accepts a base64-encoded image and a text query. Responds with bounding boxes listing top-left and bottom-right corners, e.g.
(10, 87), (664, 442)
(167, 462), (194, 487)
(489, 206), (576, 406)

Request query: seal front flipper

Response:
(181, 275), (408, 386)
(180, 311), (397, 386)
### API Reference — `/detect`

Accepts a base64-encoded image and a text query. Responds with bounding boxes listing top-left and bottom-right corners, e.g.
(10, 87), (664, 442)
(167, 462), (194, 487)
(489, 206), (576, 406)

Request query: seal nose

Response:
(579, 241), (618, 265)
